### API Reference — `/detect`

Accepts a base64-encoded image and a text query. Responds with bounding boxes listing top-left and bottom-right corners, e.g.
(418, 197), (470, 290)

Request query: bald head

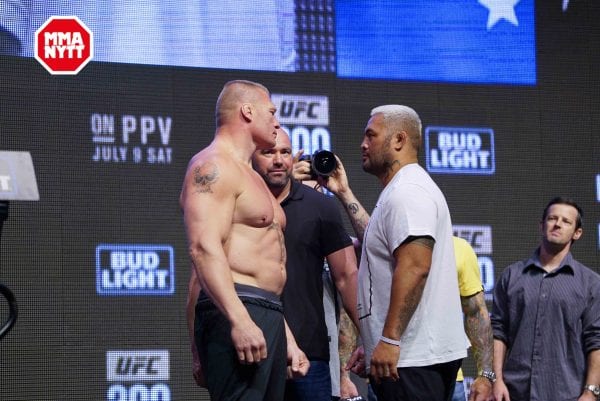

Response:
(370, 104), (422, 151)
(215, 80), (270, 127)
(275, 128), (291, 148)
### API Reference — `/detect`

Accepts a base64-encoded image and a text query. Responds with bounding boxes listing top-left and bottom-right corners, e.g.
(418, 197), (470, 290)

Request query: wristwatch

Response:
(478, 370), (496, 384)
(583, 384), (600, 398)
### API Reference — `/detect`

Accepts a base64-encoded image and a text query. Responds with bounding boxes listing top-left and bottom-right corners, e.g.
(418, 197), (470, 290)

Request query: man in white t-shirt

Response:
(319, 104), (469, 401)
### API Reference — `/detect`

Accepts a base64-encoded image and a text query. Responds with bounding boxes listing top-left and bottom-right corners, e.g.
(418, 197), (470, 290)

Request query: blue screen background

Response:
(336, 0), (536, 84)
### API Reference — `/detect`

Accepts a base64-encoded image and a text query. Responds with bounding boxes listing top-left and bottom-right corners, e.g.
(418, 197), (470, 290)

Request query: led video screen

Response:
(335, 0), (536, 84)
(1, 1), (599, 400)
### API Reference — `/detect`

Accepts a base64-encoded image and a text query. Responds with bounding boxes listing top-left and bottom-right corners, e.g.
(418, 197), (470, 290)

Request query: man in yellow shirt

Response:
(452, 236), (494, 401)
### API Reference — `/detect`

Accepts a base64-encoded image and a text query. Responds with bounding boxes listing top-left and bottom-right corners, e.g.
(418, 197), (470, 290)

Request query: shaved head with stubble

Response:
(215, 80), (271, 127)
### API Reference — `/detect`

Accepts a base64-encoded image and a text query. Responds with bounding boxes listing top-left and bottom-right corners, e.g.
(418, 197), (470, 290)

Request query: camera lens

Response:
(311, 150), (336, 177)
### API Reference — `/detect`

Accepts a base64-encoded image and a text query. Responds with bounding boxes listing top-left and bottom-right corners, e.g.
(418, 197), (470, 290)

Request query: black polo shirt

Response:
(280, 180), (352, 361)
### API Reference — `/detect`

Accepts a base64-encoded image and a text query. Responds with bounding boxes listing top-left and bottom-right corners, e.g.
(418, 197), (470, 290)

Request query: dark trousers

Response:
(195, 296), (287, 401)
(284, 359), (332, 401)
(370, 359), (462, 401)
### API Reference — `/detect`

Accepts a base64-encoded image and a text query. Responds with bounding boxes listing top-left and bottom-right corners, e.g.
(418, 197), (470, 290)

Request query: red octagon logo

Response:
(35, 16), (93, 75)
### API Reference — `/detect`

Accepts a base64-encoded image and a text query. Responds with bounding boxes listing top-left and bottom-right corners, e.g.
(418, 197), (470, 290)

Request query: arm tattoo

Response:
(391, 238), (431, 336)
(268, 222), (286, 264)
(345, 202), (369, 240)
(461, 292), (494, 371)
(396, 283), (425, 336)
(405, 235), (435, 249)
(193, 162), (219, 194)
(338, 310), (357, 376)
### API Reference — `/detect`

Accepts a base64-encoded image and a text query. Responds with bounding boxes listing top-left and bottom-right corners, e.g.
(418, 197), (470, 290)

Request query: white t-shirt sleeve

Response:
(381, 183), (438, 256)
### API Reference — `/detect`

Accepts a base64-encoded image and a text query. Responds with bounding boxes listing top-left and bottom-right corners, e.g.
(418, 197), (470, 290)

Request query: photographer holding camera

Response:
(296, 149), (364, 401)
(298, 149), (338, 181)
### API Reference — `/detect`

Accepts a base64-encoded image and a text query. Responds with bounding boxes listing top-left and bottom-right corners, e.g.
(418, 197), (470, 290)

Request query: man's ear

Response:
(572, 227), (583, 241)
(241, 103), (253, 122)
(393, 130), (407, 151)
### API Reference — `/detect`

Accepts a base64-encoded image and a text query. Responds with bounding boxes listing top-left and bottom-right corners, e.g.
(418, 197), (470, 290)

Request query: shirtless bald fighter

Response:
(180, 80), (309, 400)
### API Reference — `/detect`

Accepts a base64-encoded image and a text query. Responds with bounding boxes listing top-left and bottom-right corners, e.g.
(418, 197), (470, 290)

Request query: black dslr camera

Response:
(300, 150), (337, 180)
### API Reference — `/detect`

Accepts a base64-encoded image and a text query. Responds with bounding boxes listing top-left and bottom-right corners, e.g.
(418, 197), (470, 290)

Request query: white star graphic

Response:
(478, 0), (520, 30)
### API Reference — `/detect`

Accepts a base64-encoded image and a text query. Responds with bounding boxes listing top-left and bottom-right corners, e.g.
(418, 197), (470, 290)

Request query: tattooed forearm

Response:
(461, 291), (493, 371)
(338, 310), (357, 376)
(345, 202), (369, 240)
(394, 282), (426, 336)
(193, 162), (219, 193)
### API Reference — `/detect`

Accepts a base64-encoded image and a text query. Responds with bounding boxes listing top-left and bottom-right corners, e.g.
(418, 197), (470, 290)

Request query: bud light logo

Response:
(96, 244), (174, 295)
(425, 127), (495, 175)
